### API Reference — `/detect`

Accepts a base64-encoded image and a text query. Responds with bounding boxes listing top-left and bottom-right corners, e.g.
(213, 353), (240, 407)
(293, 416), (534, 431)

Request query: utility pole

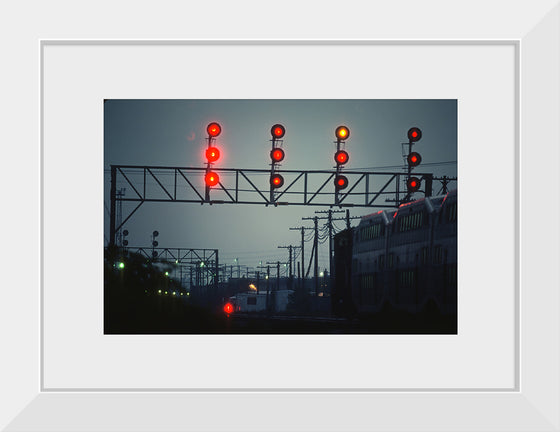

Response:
(257, 264), (269, 296)
(300, 215), (323, 296)
(314, 210), (345, 281)
(267, 265), (270, 312)
(266, 260), (282, 292)
(434, 175), (457, 194)
(214, 251), (219, 293)
(115, 188), (125, 246)
(278, 245), (301, 278)
(109, 165), (116, 246)
(314, 217), (319, 297)
(301, 211), (361, 299)
(290, 225), (313, 291)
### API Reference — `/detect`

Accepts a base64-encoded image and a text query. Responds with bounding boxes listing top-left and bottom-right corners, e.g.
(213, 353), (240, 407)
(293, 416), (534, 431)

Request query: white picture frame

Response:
(2, 2), (559, 430)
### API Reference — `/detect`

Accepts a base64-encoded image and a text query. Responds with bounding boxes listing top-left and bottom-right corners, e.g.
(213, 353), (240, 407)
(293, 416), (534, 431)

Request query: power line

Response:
(351, 160), (457, 170)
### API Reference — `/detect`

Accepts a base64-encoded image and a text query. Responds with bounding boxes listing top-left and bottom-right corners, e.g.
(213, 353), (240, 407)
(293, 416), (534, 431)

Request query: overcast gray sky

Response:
(104, 99), (457, 275)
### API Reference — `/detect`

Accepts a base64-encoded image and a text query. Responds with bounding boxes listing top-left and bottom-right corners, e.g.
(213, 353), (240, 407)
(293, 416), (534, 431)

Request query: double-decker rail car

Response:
(345, 189), (457, 316)
(431, 189), (457, 314)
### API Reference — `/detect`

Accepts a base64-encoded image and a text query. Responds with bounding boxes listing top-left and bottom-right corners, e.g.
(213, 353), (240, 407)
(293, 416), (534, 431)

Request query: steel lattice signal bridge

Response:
(109, 165), (437, 245)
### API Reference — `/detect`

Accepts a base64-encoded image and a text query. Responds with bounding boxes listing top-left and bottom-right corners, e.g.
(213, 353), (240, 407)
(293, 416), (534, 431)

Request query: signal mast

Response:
(204, 122), (222, 201)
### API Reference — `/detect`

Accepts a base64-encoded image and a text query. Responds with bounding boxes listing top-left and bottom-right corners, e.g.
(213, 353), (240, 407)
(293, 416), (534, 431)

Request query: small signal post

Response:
(334, 125), (350, 205)
(204, 122), (222, 202)
(405, 127), (422, 196)
(269, 124), (286, 204)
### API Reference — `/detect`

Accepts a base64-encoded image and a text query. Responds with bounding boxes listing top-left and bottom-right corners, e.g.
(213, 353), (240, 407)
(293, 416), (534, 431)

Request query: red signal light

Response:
(407, 151), (422, 167)
(205, 171), (220, 187)
(270, 173), (284, 188)
(271, 124), (285, 139)
(407, 127), (422, 142)
(335, 150), (349, 165)
(335, 126), (350, 141)
(207, 122), (221, 138)
(224, 302), (234, 314)
(270, 148), (285, 163)
(334, 175), (348, 190)
(205, 146), (220, 163)
(407, 176), (421, 192)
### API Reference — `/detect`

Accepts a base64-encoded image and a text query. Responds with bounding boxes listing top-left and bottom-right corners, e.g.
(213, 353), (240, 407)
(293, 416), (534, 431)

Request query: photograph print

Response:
(104, 99), (457, 334)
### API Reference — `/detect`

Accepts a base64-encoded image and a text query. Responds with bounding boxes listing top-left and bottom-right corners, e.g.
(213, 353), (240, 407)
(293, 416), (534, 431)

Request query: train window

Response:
(359, 222), (385, 240)
(421, 247), (429, 265)
(444, 202), (457, 223)
(247, 297), (257, 305)
(387, 253), (394, 269)
(449, 202), (457, 222)
(447, 264), (457, 288)
(379, 255), (385, 269)
(433, 246), (443, 265)
(397, 211), (426, 232)
(399, 270), (415, 288)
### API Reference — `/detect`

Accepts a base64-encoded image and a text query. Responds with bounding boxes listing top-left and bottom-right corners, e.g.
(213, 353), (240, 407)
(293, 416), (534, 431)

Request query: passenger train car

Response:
(334, 189), (457, 316)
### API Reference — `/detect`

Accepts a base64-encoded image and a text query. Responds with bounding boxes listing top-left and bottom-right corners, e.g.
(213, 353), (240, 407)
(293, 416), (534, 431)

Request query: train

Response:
(333, 189), (457, 317)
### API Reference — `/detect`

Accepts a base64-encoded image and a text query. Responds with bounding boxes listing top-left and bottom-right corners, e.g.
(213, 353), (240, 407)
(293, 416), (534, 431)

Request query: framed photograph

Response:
(2, 2), (559, 430)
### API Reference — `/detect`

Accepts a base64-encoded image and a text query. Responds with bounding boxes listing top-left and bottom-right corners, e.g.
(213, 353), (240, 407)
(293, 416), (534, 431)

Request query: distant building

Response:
(232, 290), (294, 313)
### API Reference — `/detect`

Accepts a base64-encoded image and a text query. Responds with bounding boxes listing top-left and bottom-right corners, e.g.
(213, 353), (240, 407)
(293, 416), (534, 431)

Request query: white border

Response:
(2, 2), (559, 431)
(43, 42), (513, 392)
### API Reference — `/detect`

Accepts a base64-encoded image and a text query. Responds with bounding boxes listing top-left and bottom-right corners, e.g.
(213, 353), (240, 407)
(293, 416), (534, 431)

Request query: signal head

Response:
(334, 150), (349, 165)
(205, 146), (220, 163)
(271, 124), (285, 139)
(407, 151), (422, 167)
(407, 127), (422, 142)
(205, 171), (220, 187)
(207, 122), (222, 138)
(334, 175), (349, 190)
(270, 173), (284, 189)
(223, 302), (234, 314)
(270, 148), (285, 163)
(407, 176), (421, 192)
(335, 126), (350, 141)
